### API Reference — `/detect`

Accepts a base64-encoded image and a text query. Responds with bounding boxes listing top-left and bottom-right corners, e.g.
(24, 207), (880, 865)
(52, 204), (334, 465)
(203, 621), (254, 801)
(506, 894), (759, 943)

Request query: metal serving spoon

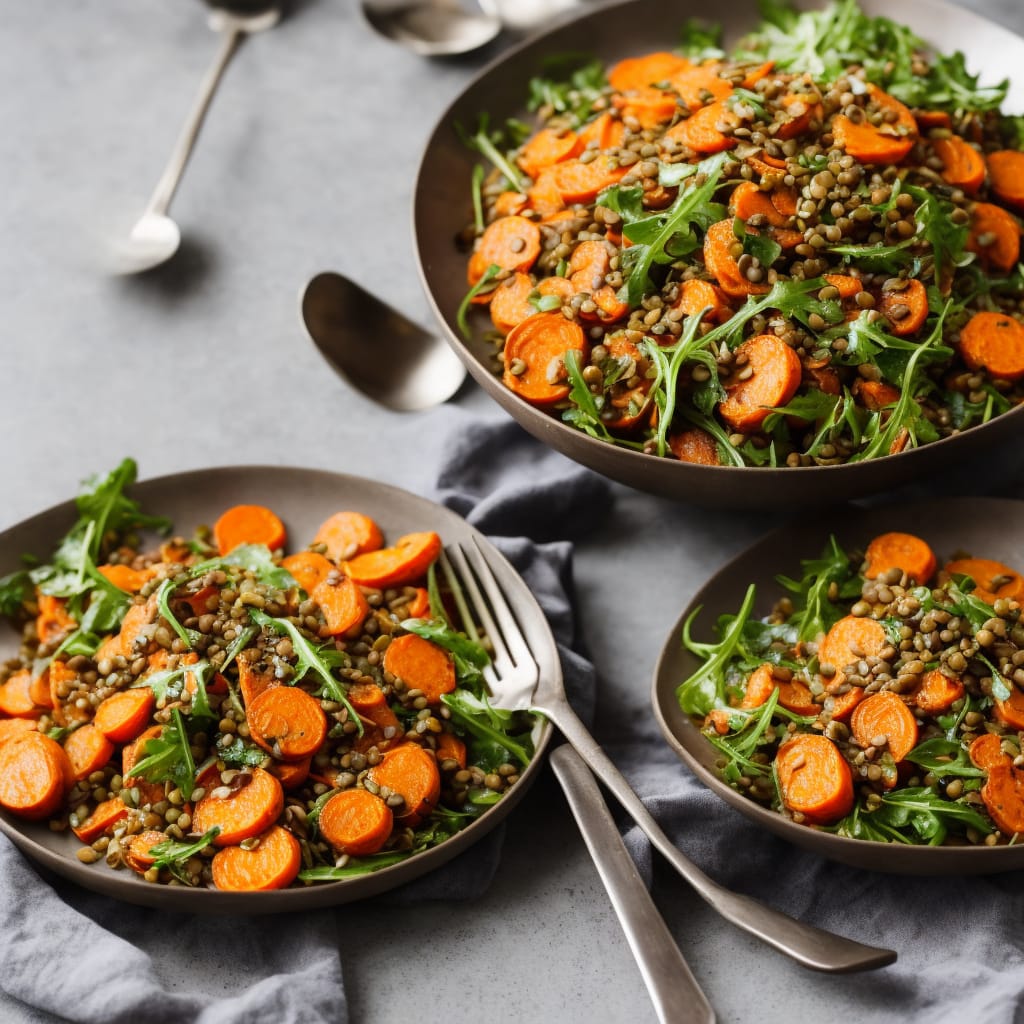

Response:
(300, 271), (467, 411)
(114, 4), (279, 274)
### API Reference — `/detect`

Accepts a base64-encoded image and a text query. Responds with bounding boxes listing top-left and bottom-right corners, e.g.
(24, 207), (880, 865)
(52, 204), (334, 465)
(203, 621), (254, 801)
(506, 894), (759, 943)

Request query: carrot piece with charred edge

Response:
(93, 688), (156, 744)
(213, 504), (286, 557)
(775, 734), (854, 824)
(966, 203), (1021, 273)
(863, 532), (937, 584)
(610, 88), (679, 129)
(406, 587), (430, 619)
(878, 278), (929, 337)
(549, 156), (629, 204)
(63, 724), (115, 781)
(281, 551), (335, 594)
(489, 272), (538, 334)
(774, 93), (819, 140)
(932, 135), (985, 193)
(850, 691), (919, 766)
(366, 743), (441, 827)
(124, 830), (169, 874)
(211, 825), (302, 891)
(668, 61), (734, 109)
(318, 789), (395, 856)
(740, 664), (777, 709)
(435, 732), (467, 770)
(467, 216), (542, 287)
(986, 150), (1024, 213)
(982, 764), (1024, 837)
(914, 109), (951, 130)
(970, 733), (1012, 772)
(852, 379), (900, 411)
(0, 718), (38, 746)
(959, 311), (1024, 381)
(673, 279), (732, 324)
(0, 733), (72, 820)
(911, 669), (965, 715)
(500, 312), (589, 407)
(994, 687), (1024, 731)
(608, 51), (691, 91)
(730, 181), (790, 227)
(313, 510), (384, 561)
(668, 428), (721, 466)
(269, 756), (312, 791)
(246, 686), (328, 762)
(817, 616), (888, 679)
(312, 575), (370, 637)
(0, 669), (41, 718)
(237, 649), (279, 709)
(663, 100), (738, 155)
(193, 767), (285, 847)
(97, 564), (157, 593)
(577, 112), (625, 151)
(516, 128), (581, 179)
(718, 333), (802, 432)
(72, 796), (128, 844)
(344, 531), (442, 589)
(943, 556), (1024, 604)
(383, 634), (456, 704)
(831, 86), (917, 164)
(35, 593), (77, 645)
(703, 220), (769, 298)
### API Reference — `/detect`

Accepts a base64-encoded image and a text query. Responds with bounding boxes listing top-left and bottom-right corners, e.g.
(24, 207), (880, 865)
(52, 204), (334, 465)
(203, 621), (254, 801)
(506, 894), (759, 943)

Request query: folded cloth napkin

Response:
(0, 419), (609, 1024)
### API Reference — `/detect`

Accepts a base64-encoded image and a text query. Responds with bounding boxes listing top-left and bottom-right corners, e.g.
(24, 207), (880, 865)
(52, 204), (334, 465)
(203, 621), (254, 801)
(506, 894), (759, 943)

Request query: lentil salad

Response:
(676, 528), (1024, 845)
(0, 460), (537, 891)
(458, 0), (1024, 468)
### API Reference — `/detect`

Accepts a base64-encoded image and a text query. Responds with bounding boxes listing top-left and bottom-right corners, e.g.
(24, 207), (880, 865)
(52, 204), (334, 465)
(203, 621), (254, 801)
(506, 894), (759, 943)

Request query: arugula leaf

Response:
(130, 708), (196, 800)
(775, 536), (855, 644)
(679, 17), (725, 61)
(440, 690), (535, 768)
(298, 853), (411, 881)
(457, 263), (501, 340)
(526, 54), (607, 126)
(458, 113), (526, 192)
(0, 569), (34, 618)
(188, 544), (297, 592)
(147, 827), (220, 883)
(905, 736), (985, 779)
(705, 689), (782, 784)
(560, 348), (617, 444)
(733, 217), (781, 270)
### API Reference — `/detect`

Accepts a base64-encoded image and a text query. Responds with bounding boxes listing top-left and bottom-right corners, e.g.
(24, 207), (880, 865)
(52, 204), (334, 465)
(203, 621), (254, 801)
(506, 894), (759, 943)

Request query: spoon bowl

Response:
(361, 0), (501, 56)
(301, 271), (467, 411)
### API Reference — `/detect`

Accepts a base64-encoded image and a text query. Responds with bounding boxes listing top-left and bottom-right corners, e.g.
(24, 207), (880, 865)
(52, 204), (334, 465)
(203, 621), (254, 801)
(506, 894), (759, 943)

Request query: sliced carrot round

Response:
(932, 135), (986, 192)
(662, 100), (738, 155)
(878, 278), (928, 337)
(344, 531), (442, 589)
(93, 687), (155, 744)
(0, 669), (41, 719)
(911, 669), (965, 715)
(312, 575), (370, 637)
(703, 220), (770, 298)
(739, 663), (777, 709)
(0, 733), (72, 820)
(943, 556), (1024, 603)
(72, 796), (128, 844)
(959, 310), (1024, 382)
(516, 128), (582, 179)
(501, 312), (589, 407)
(970, 733), (1012, 772)
(383, 634), (456, 704)
(831, 86), (917, 164)
(850, 691), (919, 766)
(318, 788), (394, 856)
(211, 825), (302, 891)
(247, 685), (328, 762)
(468, 216), (542, 285)
(966, 202), (1021, 273)
(817, 616), (887, 676)
(124, 829), (170, 874)
(63, 724), (115, 781)
(366, 742), (441, 827)
(608, 51), (692, 92)
(982, 764), (1024, 836)
(668, 61), (734, 109)
(718, 334), (802, 432)
(863, 531), (936, 584)
(312, 510), (383, 561)
(192, 767), (285, 847)
(490, 272), (538, 335)
(775, 734), (854, 825)
(668, 427), (721, 465)
(986, 150), (1024, 212)
(281, 551), (335, 594)
(213, 504), (287, 556)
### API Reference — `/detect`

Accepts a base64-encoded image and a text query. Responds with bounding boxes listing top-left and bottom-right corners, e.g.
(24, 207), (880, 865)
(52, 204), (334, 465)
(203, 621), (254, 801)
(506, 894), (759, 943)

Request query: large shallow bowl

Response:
(414, 0), (1024, 508)
(651, 496), (1024, 874)
(0, 465), (555, 912)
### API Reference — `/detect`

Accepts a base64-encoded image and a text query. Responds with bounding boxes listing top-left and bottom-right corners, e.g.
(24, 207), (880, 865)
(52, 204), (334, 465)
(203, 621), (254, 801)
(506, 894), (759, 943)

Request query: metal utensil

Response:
(114, 4), (279, 274)
(300, 271), (467, 411)
(439, 539), (897, 973)
(550, 744), (716, 1024)
(360, 0), (501, 57)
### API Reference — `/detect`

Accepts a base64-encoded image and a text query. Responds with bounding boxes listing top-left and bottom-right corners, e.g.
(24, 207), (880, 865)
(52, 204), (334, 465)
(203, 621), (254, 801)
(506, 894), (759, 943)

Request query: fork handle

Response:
(534, 698), (896, 974)
(549, 745), (716, 1024)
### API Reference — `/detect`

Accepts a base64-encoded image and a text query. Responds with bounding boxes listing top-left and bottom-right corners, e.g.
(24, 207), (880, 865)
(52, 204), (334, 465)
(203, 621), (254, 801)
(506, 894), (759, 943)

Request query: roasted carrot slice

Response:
(863, 532), (936, 584)
(312, 510), (384, 561)
(730, 180), (789, 227)
(852, 379), (900, 411)
(608, 51), (691, 92)
(0, 718), (39, 746)
(501, 312), (589, 407)
(490, 271), (538, 334)
(281, 551), (335, 593)
(124, 830), (169, 875)
(383, 634), (456, 704)
(668, 427), (721, 465)
(246, 685), (328, 762)
(994, 686), (1024, 731)
(878, 278), (928, 337)
(348, 681), (403, 753)
(911, 669), (965, 715)
(93, 688), (155, 744)
(703, 219), (769, 298)
(468, 216), (542, 286)
(312, 575), (370, 637)
(662, 100), (738, 154)
(611, 87), (679, 129)
(237, 648), (279, 708)
(668, 61), (734, 109)
(434, 732), (467, 770)
(718, 333), (802, 432)
(516, 128), (581, 179)
(986, 150), (1024, 212)
(831, 86), (917, 164)
(366, 742), (441, 827)
(969, 733), (1012, 771)
(966, 202), (1021, 273)
(850, 691), (919, 767)
(739, 663), (777, 709)
(549, 156), (630, 204)
(0, 669), (41, 719)
(211, 825), (302, 891)
(344, 531), (442, 589)
(63, 724), (115, 781)
(577, 111), (625, 151)
(944, 557), (1024, 604)
(932, 135), (985, 193)
(0, 733), (72, 820)
(775, 734), (854, 824)
(982, 764), (1024, 836)
(673, 279), (732, 324)
(72, 796), (128, 844)
(213, 504), (287, 556)
(774, 92), (819, 141)
(97, 564), (158, 593)
(318, 788), (394, 856)
(192, 767), (285, 847)
(959, 310), (1024, 381)
(35, 593), (77, 645)
(268, 756), (312, 791)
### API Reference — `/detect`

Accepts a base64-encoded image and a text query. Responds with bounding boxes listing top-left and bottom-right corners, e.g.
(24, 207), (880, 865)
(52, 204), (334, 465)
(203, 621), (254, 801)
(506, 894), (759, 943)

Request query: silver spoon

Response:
(115, 4), (279, 274)
(550, 745), (716, 1024)
(301, 271), (467, 411)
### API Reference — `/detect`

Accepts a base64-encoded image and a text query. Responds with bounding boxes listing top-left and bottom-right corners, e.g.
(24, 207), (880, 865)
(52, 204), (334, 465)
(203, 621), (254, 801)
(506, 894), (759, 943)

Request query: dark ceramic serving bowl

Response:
(651, 497), (1024, 874)
(0, 466), (555, 913)
(413, 0), (1024, 508)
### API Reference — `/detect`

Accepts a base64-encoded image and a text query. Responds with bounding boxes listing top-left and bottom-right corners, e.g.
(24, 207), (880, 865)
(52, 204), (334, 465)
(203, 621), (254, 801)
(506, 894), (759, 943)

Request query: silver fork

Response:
(441, 538), (897, 974)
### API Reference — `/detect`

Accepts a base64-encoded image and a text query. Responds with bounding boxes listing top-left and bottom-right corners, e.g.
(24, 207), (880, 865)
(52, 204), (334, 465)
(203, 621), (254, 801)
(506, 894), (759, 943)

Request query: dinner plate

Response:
(651, 496), (1024, 874)
(413, 0), (1024, 508)
(0, 465), (555, 912)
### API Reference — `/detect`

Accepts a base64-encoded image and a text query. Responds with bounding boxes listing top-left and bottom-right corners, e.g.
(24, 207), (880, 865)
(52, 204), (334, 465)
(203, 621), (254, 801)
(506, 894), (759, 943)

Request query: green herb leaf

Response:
(130, 708), (197, 800)
(775, 536), (855, 643)
(148, 827), (221, 883)
(440, 690), (535, 768)
(904, 737), (985, 778)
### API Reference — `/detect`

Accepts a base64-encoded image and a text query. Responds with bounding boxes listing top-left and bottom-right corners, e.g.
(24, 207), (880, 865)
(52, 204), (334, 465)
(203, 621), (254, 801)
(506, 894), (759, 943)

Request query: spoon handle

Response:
(549, 745), (716, 1024)
(536, 696), (897, 973)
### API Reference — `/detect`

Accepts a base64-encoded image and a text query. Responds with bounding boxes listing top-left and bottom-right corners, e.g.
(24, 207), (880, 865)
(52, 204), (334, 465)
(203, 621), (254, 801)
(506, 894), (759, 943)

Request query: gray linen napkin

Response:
(0, 421), (608, 1024)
